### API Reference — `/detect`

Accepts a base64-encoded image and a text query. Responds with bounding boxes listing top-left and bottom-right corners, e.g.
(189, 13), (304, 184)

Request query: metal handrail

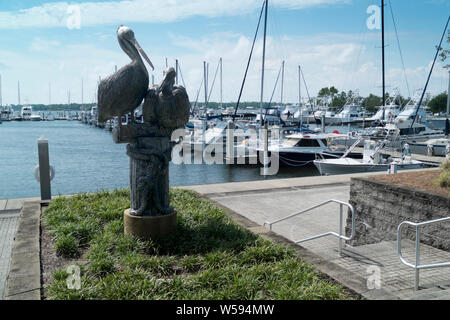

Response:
(397, 216), (450, 291)
(263, 199), (355, 256)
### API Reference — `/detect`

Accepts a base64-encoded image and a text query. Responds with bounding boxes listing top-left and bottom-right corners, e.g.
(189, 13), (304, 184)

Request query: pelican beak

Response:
(132, 38), (154, 71)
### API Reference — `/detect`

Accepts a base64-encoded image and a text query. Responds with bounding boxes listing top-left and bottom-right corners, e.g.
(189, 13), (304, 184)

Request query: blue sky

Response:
(0, 0), (448, 105)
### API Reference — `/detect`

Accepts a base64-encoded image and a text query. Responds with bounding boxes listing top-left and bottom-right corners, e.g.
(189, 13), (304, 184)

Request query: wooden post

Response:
(128, 137), (172, 216)
(37, 137), (51, 201)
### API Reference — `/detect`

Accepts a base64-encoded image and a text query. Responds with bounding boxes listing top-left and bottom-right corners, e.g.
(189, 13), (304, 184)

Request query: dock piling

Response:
(37, 137), (52, 201)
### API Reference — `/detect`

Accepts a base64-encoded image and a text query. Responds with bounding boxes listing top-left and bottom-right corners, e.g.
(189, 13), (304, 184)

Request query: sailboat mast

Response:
(0, 74), (2, 107)
(259, 0), (268, 126)
(220, 57), (223, 109)
(18, 81), (21, 106)
(175, 59), (179, 85)
(381, 0), (386, 109)
(281, 60), (284, 105)
(203, 61), (208, 109)
(298, 65), (302, 126)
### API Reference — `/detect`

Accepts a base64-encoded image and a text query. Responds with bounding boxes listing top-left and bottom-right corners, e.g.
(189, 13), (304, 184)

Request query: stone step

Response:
(395, 281), (450, 300)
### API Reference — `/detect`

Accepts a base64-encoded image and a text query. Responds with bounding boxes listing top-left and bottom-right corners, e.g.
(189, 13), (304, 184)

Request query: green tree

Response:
(331, 91), (347, 108)
(428, 92), (448, 114)
(439, 30), (449, 70)
(362, 94), (382, 113)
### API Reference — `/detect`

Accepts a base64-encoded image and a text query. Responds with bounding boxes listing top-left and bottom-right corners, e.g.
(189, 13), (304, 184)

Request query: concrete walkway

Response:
(0, 197), (38, 300)
(183, 170), (450, 300)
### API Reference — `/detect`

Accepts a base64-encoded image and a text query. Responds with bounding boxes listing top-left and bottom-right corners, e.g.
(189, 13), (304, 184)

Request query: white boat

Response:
(408, 138), (449, 157)
(21, 106), (32, 120)
(30, 114), (42, 121)
(313, 140), (425, 175)
(368, 91), (403, 123)
(1, 106), (14, 121)
(183, 121), (244, 151)
(256, 133), (349, 167)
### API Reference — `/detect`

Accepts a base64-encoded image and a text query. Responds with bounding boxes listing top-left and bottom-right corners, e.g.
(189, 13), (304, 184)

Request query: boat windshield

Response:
(297, 139), (321, 147)
(284, 138), (300, 146)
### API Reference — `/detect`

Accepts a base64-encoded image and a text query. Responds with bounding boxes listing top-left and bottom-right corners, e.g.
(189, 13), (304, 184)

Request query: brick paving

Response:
(188, 178), (450, 299)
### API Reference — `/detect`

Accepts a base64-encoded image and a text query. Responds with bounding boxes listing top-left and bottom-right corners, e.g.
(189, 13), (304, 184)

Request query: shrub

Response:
(437, 159), (450, 187)
(55, 234), (80, 258)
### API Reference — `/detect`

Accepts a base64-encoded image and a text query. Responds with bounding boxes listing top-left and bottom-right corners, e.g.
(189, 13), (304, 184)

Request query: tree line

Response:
(316, 86), (448, 114)
(2, 91), (447, 114)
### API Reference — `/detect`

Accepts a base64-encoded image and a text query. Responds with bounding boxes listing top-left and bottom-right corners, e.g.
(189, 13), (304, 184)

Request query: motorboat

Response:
(256, 133), (348, 167)
(30, 113), (42, 121)
(1, 106), (14, 121)
(367, 89), (403, 124)
(408, 138), (449, 157)
(21, 106), (32, 120)
(313, 139), (425, 175)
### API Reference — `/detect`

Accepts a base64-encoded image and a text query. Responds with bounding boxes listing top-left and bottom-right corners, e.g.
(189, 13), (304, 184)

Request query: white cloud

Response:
(30, 37), (61, 51)
(0, 0), (350, 29)
(1, 29), (447, 105)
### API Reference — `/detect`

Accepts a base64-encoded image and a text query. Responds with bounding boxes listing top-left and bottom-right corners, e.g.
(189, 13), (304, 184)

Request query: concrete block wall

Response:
(346, 177), (450, 251)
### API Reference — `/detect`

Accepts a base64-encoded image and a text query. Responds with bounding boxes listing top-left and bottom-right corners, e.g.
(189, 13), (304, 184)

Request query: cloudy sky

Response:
(0, 0), (449, 105)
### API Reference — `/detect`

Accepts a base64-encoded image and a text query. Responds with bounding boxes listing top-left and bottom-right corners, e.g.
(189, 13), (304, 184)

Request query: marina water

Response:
(0, 120), (355, 199)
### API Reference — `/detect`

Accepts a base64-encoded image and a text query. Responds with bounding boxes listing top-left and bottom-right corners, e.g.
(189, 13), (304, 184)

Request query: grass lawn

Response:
(42, 188), (354, 300)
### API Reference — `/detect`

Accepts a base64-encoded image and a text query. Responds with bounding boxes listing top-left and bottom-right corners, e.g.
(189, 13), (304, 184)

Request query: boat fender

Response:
(34, 165), (55, 182)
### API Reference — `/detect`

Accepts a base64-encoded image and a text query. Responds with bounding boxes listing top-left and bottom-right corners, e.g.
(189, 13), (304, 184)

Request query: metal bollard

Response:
(36, 137), (52, 201)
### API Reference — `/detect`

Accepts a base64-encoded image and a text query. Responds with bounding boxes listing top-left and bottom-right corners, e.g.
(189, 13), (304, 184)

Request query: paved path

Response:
(183, 171), (450, 299)
(0, 197), (38, 300)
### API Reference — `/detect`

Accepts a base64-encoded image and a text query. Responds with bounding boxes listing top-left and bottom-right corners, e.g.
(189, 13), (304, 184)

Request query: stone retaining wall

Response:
(346, 177), (450, 251)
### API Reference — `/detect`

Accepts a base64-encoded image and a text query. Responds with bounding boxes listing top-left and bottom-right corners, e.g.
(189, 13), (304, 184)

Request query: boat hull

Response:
(408, 143), (447, 157)
(313, 160), (424, 176)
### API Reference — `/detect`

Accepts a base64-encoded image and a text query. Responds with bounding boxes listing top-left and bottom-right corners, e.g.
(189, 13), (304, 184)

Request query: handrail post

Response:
(415, 226), (420, 291)
(338, 203), (343, 256)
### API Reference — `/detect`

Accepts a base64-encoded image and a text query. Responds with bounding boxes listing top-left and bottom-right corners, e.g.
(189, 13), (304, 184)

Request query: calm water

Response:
(0, 120), (338, 199)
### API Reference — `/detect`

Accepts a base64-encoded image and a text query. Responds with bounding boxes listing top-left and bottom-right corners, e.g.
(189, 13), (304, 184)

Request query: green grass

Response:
(436, 159), (450, 188)
(43, 189), (353, 300)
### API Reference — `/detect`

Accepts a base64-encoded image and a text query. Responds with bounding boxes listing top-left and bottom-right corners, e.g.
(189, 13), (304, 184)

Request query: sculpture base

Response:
(124, 209), (177, 240)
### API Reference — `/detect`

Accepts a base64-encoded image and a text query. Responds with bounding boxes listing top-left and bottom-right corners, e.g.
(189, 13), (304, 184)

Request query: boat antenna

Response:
(410, 16), (450, 129)
(300, 67), (312, 111)
(388, 0), (411, 98)
(232, 0), (266, 122)
(207, 58), (221, 104)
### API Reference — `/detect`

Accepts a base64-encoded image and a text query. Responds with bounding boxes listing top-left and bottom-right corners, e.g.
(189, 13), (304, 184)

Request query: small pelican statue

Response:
(98, 25), (154, 125)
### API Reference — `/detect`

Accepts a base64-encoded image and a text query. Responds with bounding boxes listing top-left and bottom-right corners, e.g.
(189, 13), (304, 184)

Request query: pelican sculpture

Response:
(98, 25), (154, 125)
(143, 67), (190, 133)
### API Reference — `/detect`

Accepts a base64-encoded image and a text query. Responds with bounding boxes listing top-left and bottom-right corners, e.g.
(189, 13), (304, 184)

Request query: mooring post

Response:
(37, 137), (51, 201)
(321, 114), (325, 133)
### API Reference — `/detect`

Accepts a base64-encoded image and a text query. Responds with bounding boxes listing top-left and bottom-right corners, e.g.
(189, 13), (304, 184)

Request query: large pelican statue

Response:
(98, 25), (154, 125)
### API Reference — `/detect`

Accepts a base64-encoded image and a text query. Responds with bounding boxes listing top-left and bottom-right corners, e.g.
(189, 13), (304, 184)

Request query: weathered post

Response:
(37, 137), (51, 201)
